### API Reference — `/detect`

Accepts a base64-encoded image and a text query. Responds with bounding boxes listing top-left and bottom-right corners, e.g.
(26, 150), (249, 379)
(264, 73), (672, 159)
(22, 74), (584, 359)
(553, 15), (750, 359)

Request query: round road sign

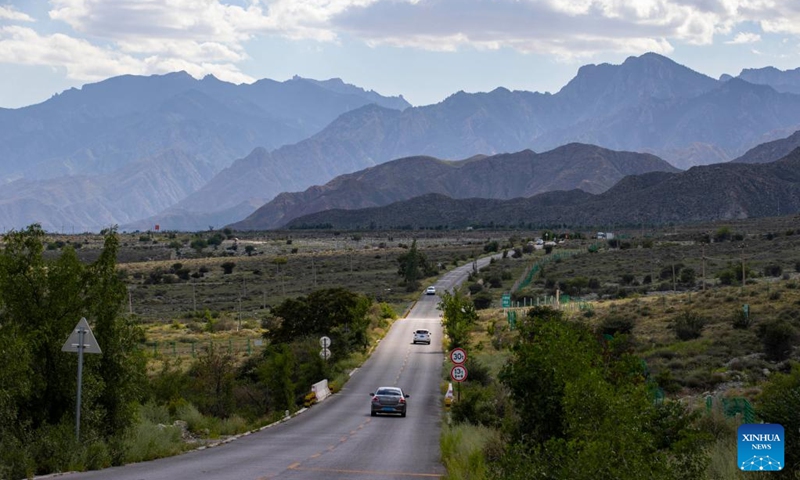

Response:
(450, 365), (468, 382)
(320, 336), (331, 349)
(449, 348), (467, 365)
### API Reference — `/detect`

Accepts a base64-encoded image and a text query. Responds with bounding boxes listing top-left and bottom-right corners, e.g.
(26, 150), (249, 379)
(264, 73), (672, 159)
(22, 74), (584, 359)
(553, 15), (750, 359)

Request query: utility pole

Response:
(701, 245), (706, 292)
(672, 262), (676, 292)
(128, 287), (133, 315)
(741, 245), (746, 295)
(192, 284), (197, 313)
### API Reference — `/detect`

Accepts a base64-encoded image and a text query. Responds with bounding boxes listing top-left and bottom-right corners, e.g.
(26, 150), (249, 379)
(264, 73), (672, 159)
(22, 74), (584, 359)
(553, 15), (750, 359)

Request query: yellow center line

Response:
(288, 466), (442, 478)
(287, 462), (300, 470)
(310, 453), (321, 459)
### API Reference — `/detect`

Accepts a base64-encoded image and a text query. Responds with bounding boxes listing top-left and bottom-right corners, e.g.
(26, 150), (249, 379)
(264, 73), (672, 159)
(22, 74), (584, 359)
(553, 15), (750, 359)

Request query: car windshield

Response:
(416, 330), (428, 334)
(376, 388), (401, 396)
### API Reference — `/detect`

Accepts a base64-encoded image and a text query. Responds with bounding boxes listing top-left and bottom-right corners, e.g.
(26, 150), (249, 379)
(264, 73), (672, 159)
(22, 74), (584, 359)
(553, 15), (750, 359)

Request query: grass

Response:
(440, 422), (498, 480)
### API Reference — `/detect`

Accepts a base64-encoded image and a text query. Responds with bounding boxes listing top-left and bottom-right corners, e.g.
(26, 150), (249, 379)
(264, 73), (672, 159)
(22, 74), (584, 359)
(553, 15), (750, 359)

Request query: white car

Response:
(413, 329), (431, 345)
(425, 286), (436, 295)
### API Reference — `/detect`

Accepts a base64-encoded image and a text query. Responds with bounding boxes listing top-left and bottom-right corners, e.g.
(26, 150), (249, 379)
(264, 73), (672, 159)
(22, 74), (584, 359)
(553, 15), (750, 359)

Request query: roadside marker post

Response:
(62, 317), (102, 441)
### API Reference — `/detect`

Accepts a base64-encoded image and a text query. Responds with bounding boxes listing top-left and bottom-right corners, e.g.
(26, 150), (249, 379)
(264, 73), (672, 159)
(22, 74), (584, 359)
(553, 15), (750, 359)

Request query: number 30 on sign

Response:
(450, 365), (468, 382)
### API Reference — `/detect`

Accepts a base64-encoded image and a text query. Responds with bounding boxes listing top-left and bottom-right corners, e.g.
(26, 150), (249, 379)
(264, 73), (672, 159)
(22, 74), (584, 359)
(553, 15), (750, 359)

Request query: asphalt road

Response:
(62, 256), (494, 480)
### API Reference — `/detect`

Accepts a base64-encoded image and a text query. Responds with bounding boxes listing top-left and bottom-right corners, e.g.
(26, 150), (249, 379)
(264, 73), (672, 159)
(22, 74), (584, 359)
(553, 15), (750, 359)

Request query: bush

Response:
(731, 309), (752, 330)
(598, 316), (635, 336)
(758, 320), (798, 361)
(764, 264), (783, 277)
(673, 311), (706, 340)
(758, 365), (800, 472)
(472, 291), (493, 310)
(221, 262), (236, 274)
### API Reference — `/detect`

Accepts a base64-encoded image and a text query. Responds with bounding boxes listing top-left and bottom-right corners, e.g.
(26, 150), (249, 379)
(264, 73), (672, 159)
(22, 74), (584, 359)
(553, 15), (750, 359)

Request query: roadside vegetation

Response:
(438, 217), (800, 479)
(4, 214), (800, 478)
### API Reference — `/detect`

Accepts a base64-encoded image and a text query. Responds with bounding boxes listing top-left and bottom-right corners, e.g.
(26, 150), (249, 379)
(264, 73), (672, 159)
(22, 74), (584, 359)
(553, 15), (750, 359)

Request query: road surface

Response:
(62, 256), (495, 480)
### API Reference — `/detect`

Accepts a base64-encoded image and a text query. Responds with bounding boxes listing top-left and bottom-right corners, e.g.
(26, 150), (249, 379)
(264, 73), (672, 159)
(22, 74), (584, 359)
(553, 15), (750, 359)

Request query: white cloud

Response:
(725, 32), (761, 44)
(0, 26), (144, 80)
(0, 5), (34, 22)
(0, 25), (253, 84)
(2, 0), (800, 86)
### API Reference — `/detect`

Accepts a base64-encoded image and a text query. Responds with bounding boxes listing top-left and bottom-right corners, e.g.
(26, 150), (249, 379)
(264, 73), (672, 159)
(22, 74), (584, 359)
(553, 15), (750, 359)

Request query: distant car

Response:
(413, 329), (431, 345)
(370, 386), (409, 417)
(426, 286), (436, 295)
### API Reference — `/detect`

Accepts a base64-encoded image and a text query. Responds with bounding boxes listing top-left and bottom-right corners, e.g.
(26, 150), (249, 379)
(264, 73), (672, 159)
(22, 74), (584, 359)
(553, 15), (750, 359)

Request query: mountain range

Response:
(228, 144), (678, 230)
(3, 52), (800, 232)
(284, 148), (800, 230)
(129, 53), (800, 231)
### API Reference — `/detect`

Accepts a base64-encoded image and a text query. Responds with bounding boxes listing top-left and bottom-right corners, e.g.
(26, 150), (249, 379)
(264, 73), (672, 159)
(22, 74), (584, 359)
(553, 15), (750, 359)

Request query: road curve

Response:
(62, 256), (495, 480)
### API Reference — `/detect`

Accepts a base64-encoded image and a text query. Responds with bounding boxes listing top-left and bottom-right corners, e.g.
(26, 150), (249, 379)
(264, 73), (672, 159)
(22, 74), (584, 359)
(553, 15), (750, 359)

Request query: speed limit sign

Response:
(449, 348), (467, 365)
(450, 365), (468, 382)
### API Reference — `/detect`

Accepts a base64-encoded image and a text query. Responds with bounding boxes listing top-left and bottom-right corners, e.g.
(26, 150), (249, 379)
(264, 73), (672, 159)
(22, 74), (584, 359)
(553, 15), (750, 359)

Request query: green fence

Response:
(512, 249), (582, 292)
(706, 396), (755, 424)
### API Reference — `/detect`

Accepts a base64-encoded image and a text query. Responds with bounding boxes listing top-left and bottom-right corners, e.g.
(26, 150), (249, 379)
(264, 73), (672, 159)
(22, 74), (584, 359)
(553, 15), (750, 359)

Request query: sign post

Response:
(449, 348), (468, 402)
(502, 293), (511, 309)
(62, 318), (102, 441)
(319, 336), (332, 361)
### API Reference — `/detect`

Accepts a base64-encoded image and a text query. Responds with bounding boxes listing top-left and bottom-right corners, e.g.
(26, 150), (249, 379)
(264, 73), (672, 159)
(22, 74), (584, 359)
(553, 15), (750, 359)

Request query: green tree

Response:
(0, 225), (146, 475)
(396, 239), (436, 291)
(758, 364), (800, 476)
(267, 288), (371, 356)
(187, 344), (236, 418)
(221, 261), (236, 274)
(258, 344), (297, 412)
(190, 238), (207, 254)
(438, 291), (478, 349)
(494, 306), (706, 480)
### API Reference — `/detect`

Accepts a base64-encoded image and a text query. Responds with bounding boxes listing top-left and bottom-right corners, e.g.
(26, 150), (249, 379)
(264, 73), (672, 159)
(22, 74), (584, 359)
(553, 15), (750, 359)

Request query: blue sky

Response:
(1, 0), (799, 108)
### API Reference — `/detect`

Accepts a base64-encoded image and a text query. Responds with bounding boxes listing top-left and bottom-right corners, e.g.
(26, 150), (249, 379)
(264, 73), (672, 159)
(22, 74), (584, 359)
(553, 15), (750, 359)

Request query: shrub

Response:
(598, 316), (635, 336)
(731, 309), (752, 330)
(764, 264), (783, 277)
(221, 262), (236, 274)
(758, 320), (798, 361)
(673, 311), (706, 340)
(472, 291), (493, 310)
(758, 365), (800, 472)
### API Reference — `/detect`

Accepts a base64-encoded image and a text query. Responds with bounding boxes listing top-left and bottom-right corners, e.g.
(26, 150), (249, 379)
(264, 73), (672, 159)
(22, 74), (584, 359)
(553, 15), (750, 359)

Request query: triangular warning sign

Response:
(61, 317), (102, 354)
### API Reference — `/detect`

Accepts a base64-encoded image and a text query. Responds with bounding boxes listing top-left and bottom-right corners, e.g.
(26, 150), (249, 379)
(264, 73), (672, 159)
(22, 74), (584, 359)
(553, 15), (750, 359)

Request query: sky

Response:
(1, 0), (799, 109)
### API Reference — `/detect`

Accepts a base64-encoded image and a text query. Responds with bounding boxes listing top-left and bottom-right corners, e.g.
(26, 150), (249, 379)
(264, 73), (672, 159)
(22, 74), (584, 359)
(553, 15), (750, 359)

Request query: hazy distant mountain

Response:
(0, 149), (215, 231)
(0, 73), (409, 231)
(227, 144), (677, 230)
(0, 72), (409, 181)
(557, 52), (719, 120)
(732, 130), (800, 164)
(285, 148), (800, 229)
(9, 52), (800, 232)
(722, 67), (800, 95)
(134, 53), (800, 231)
